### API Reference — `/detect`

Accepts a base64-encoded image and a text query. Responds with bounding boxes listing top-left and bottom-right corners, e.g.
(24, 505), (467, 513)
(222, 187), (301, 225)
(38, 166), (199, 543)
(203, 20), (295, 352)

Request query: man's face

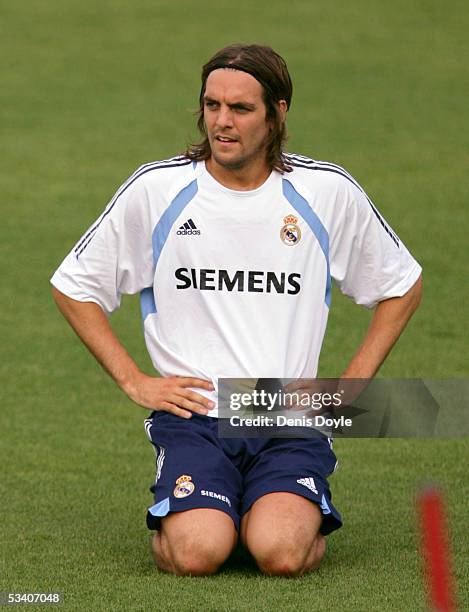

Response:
(203, 68), (271, 171)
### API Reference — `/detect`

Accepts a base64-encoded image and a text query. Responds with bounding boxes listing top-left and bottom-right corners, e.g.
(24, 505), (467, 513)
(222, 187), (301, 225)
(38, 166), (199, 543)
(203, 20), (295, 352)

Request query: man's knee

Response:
(156, 536), (228, 576)
(253, 534), (326, 576)
(251, 538), (310, 576)
(152, 509), (237, 576)
(242, 492), (326, 576)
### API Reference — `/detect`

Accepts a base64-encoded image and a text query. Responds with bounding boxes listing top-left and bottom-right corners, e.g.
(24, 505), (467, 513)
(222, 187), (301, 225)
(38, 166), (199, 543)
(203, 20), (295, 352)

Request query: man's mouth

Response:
(215, 135), (238, 143)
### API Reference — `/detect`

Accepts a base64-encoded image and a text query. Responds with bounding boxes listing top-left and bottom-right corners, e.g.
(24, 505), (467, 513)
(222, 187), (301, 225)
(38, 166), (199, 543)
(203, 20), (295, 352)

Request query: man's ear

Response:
(278, 99), (288, 123)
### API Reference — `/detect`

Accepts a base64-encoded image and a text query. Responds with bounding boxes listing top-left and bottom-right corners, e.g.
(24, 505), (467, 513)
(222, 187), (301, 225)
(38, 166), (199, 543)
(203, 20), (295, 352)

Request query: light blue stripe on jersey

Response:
(282, 179), (332, 307)
(140, 286), (156, 321)
(152, 179), (198, 268)
(140, 179), (198, 318)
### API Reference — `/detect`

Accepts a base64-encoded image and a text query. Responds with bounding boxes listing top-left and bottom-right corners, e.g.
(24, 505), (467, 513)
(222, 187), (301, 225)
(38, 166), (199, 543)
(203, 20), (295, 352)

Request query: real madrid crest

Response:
(173, 475), (195, 498)
(280, 215), (301, 246)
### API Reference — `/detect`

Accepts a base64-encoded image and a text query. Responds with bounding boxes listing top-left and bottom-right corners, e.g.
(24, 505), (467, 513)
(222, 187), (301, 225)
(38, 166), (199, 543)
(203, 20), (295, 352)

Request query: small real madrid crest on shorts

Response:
(280, 215), (301, 246)
(173, 474), (195, 498)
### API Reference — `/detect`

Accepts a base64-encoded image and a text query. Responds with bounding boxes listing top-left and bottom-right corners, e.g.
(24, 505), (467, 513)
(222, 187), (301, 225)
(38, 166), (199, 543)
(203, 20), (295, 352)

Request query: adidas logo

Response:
(177, 218), (201, 235)
(297, 477), (318, 494)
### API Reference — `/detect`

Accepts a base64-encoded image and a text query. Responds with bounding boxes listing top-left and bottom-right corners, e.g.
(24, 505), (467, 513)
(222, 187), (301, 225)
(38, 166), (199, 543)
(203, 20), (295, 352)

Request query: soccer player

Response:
(51, 44), (422, 576)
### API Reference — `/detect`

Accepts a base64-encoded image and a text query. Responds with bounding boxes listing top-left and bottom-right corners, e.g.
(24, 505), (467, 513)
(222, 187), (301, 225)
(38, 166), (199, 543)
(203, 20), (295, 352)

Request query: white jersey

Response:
(51, 154), (422, 416)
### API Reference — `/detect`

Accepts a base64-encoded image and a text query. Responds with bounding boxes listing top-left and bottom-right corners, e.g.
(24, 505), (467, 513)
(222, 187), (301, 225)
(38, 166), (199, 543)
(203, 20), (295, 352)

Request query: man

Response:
(51, 44), (422, 577)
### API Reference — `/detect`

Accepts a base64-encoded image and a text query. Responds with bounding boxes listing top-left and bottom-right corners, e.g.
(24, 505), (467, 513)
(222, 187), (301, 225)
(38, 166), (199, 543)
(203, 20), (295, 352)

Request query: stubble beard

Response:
(210, 136), (270, 171)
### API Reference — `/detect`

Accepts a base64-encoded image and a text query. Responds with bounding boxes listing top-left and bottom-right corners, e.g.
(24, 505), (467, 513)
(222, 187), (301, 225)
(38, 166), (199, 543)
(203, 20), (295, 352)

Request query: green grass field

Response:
(1, 1), (468, 610)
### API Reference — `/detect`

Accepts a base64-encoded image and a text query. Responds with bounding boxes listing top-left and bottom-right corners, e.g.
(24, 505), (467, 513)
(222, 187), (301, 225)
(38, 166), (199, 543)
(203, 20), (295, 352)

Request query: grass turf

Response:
(1, 1), (468, 609)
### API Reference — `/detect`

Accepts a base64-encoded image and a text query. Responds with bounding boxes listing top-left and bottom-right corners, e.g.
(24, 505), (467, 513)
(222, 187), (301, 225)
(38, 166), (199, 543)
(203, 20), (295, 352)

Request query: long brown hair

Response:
(185, 44), (293, 173)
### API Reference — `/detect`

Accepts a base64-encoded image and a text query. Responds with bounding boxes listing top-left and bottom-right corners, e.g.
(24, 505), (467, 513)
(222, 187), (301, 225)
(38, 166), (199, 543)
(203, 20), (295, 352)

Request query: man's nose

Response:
(215, 105), (234, 128)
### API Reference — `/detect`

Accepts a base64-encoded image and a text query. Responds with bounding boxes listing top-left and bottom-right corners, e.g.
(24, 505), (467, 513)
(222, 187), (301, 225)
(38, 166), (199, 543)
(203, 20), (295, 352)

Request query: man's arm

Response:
(341, 274), (423, 379)
(52, 287), (214, 418)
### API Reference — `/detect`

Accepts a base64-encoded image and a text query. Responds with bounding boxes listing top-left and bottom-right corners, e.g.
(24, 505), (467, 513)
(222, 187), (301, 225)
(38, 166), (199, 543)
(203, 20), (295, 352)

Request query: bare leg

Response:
(152, 508), (237, 576)
(241, 492), (326, 576)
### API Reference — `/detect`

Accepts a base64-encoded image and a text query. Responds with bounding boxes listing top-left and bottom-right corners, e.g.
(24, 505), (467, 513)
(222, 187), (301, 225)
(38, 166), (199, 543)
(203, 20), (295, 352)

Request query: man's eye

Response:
(205, 101), (217, 109)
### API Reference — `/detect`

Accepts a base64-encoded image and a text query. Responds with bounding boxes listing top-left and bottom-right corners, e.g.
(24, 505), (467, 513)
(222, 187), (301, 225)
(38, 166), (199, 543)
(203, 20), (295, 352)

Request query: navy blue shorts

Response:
(144, 412), (342, 536)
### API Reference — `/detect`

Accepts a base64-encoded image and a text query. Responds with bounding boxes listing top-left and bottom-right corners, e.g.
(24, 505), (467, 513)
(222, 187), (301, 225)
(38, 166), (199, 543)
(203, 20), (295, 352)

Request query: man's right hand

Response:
(124, 373), (215, 418)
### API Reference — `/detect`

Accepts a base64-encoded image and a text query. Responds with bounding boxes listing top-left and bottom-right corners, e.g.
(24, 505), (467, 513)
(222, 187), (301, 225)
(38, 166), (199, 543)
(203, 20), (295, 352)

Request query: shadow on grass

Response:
(220, 541), (258, 575)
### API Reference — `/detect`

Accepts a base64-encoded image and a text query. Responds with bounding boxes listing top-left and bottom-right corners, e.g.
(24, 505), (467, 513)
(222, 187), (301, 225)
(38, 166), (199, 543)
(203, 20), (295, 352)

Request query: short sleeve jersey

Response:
(51, 154), (422, 416)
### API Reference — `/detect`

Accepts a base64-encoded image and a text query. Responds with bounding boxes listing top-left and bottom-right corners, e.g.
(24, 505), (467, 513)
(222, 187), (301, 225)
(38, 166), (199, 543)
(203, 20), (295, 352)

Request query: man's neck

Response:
(205, 157), (271, 191)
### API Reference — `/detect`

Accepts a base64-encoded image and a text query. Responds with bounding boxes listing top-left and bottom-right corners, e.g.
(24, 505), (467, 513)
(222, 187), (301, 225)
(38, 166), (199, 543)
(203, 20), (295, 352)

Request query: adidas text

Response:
(176, 229), (201, 235)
